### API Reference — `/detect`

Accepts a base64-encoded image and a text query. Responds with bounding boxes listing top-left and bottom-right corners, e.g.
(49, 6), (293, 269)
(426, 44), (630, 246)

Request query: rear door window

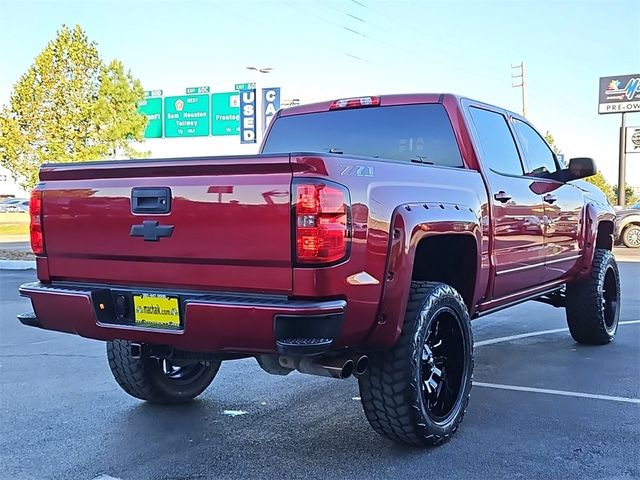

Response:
(263, 104), (463, 167)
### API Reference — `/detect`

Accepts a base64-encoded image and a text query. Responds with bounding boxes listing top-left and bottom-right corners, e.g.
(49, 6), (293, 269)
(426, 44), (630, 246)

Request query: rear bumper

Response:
(18, 282), (346, 354)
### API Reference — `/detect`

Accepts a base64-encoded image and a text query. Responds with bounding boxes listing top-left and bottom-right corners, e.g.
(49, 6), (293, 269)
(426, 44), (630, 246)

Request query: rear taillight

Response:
(29, 188), (44, 256)
(294, 180), (351, 265)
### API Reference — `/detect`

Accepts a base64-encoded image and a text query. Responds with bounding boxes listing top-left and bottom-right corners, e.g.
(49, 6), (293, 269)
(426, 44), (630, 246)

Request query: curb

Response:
(0, 260), (36, 270)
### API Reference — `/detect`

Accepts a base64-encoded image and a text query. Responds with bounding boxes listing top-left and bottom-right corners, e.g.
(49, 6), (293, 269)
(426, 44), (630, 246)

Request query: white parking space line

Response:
(222, 409), (248, 417)
(474, 382), (640, 404)
(474, 320), (640, 347)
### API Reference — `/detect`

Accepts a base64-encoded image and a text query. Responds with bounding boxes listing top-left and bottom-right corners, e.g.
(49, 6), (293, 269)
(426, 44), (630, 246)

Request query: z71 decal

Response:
(340, 165), (374, 177)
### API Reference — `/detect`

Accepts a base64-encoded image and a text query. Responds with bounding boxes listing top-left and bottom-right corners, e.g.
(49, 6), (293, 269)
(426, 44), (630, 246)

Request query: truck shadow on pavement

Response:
(107, 382), (435, 478)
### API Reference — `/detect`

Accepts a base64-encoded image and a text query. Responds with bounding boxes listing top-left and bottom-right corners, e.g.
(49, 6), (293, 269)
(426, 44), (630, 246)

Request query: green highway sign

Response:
(211, 92), (240, 136)
(164, 94), (210, 137)
(234, 82), (256, 91)
(138, 97), (163, 139)
(186, 86), (210, 94)
(144, 89), (163, 97)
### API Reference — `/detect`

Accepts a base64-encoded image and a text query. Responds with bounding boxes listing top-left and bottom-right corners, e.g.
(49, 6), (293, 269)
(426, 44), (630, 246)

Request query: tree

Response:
(613, 184), (639, 206)
(0, 25), (147, 190)
(94, 60), (147, 158)
(544, 131), (562, 155)
(584, 171), (614, 202)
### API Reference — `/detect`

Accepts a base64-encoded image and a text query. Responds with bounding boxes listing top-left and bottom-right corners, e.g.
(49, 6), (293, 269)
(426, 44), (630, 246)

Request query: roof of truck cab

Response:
(278, 93), (523, 120)
(279, 93), (445, 117)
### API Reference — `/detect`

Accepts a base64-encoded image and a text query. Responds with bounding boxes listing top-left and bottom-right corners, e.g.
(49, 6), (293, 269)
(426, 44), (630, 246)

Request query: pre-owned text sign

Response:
(598, 74), (640, 114)
(164, 94), (210, 137)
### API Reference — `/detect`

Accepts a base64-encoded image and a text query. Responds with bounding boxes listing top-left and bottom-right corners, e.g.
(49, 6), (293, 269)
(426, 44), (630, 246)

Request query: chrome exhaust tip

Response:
(279, 356), (355, 379)
(353, 355), (369, 377)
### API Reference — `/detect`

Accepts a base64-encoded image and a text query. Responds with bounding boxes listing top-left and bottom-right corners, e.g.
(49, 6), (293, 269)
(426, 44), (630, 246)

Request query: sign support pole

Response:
(618, 112), (627, 206)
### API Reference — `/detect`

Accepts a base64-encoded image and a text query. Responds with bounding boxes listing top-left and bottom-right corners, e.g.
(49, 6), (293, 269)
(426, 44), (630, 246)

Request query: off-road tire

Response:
(358, 281), (474, 446)
(107, 340), (220, 403)
(566, 249), (621, 345)
(621, 224), (640, 249)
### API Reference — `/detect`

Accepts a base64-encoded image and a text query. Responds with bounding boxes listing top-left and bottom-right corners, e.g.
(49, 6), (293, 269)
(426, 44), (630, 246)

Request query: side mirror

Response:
(563, 157), (597, 181)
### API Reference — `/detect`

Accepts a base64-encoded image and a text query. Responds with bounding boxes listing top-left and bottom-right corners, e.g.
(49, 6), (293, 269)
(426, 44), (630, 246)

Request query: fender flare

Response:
(362, 201), (484, 350)
(577, 202), (615, 279)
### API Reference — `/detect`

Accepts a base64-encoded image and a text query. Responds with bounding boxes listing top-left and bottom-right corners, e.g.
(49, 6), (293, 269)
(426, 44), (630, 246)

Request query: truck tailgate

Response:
(39, 155), (293, 293)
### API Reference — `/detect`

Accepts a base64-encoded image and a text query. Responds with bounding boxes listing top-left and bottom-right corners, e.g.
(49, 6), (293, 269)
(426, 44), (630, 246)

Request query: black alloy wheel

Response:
(420, 307), (466, 424)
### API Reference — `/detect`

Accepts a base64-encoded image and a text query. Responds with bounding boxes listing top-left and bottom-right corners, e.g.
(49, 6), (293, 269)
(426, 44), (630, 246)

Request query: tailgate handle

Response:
(131, 187), (171, 214)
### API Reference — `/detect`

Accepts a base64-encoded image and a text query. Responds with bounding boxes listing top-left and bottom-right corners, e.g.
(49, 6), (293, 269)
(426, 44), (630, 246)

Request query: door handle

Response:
(543, 194), (558, 204)
(494, 191), (512, 203)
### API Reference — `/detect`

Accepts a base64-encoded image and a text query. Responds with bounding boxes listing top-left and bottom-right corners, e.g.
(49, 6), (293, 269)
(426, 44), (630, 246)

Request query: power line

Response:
(343, 2), (513, 81)
(285, 2), (370, 39)
(270, 24), (371, 64)
(300, 2), (492, 78)
(317, 1), (366, 22)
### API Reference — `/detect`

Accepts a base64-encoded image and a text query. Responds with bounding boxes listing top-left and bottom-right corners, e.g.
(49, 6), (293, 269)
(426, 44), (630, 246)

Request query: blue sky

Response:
(1, 0), (639, 185)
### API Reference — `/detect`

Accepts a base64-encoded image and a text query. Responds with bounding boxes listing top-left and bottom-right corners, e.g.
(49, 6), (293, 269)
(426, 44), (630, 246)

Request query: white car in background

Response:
(614, 201), (640, 248)
(0, 198), (27, 213)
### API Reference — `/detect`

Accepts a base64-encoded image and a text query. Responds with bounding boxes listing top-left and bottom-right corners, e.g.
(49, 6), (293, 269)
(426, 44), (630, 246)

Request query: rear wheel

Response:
(621, 225), (640, 248)
(358, 282), (473, 446)
(566, 249), (620, 345)
(106, 340), (220, 403)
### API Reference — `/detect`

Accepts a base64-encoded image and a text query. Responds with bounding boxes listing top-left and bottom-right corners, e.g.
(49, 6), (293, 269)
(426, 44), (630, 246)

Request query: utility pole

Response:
(511, 62), (527, 117)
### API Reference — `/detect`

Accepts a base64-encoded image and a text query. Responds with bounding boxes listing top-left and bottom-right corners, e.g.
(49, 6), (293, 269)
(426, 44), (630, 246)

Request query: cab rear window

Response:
(263, 103), (463, 167)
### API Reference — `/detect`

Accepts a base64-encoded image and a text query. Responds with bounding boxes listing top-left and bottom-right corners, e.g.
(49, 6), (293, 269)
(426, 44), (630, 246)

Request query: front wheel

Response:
(566, 249), (621, 345)
(107, 340), (220, 403)
(358, 282), (474, 446)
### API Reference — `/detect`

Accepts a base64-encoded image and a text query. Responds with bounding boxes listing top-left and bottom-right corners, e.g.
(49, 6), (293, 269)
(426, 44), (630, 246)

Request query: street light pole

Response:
(246, 66), (273, 144)
(618, 112), (627, 206)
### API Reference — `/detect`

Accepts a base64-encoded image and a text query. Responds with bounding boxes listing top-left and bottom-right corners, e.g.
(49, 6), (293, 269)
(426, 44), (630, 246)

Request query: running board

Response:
(473, 285), (565, 319)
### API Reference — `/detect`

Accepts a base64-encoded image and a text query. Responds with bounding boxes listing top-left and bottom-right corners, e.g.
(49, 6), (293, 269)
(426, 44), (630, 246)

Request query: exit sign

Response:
(186, 86), (210, 94)
(235, 82), (256, 91)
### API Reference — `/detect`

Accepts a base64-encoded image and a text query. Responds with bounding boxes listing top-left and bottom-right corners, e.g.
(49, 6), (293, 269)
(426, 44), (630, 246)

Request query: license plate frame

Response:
(132, 293), (181, 329)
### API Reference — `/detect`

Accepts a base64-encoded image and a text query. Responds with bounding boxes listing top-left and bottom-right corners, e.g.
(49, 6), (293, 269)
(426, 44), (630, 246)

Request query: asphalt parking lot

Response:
(1, 249), (638, 480)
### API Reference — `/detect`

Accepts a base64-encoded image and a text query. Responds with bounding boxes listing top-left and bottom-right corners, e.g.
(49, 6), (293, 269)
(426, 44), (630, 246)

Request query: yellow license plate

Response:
(133, 294), (180, 328)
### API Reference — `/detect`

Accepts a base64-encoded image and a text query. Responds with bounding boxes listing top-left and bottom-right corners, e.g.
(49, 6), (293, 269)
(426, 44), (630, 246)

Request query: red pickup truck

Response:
(19, 94), (620, 446)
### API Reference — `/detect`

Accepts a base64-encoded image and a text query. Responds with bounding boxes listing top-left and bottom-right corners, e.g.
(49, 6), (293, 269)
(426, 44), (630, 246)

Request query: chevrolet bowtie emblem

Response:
(130, 221), (174, 241)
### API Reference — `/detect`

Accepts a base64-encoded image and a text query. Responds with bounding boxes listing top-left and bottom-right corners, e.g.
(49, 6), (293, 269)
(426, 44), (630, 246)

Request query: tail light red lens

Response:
(29, 188), (44, 256)
(294, 180), (351, 265)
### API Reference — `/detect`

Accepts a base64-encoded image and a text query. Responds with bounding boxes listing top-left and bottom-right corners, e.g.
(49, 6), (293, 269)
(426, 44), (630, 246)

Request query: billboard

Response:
(262, 87), (281, 133)
(598, 74), (640, 114)
(211, 92), (240, 136)
(164, 94), (210, 137)
(239, 89), (257, 144)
